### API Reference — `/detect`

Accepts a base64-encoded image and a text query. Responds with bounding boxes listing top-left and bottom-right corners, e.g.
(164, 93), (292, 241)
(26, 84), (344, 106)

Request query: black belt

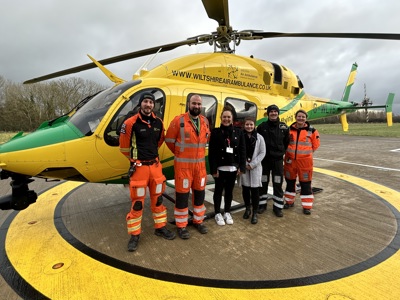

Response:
(140, 159), (158, 166)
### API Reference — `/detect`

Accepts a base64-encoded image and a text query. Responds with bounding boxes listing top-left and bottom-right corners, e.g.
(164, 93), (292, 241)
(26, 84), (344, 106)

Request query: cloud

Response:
(1, 0), (399, 114)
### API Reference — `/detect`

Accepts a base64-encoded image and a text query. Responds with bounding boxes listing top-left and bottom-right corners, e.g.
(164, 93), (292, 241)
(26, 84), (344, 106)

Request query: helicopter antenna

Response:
(134, 48), (162, 75)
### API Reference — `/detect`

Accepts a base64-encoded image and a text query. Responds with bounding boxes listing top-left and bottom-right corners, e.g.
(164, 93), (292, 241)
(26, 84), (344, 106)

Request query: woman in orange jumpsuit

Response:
(283, 109), (320, 215)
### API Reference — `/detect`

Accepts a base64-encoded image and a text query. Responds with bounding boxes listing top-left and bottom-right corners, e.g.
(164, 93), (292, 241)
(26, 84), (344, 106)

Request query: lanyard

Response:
(190, 116), (200, 134)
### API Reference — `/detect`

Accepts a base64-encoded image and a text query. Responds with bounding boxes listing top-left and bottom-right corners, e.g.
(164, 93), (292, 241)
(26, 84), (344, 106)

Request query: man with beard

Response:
(165, 94), (211, 239)
(120, 92), (176, 252)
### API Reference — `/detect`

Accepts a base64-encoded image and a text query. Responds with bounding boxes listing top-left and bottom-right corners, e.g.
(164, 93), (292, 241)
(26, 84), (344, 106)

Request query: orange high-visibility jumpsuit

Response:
(119, 112), (167, 236)
(284, 122), (320, 210)
(165, 113), (210, 228)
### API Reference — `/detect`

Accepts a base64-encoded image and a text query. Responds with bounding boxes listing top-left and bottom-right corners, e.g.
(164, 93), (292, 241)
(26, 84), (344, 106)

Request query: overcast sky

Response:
(1, 0), (399, 114)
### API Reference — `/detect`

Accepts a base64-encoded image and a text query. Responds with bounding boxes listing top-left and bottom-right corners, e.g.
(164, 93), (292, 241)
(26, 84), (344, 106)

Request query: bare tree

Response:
(0, 76), (106, 131)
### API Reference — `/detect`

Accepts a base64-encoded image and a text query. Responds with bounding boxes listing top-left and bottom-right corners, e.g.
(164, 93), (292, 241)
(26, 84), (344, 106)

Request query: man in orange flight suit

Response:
(165, 94), (210, 239)
(283, 109), (320, 215)
(119, 92), (175, 252)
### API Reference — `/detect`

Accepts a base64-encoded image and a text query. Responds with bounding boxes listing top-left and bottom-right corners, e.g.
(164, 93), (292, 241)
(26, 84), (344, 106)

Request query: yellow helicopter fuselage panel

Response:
(0, 53), (360, 184)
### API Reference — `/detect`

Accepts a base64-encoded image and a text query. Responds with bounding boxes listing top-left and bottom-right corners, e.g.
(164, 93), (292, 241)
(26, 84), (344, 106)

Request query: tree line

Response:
(0, 76), (106, 132)
(311, 110), (400, 124)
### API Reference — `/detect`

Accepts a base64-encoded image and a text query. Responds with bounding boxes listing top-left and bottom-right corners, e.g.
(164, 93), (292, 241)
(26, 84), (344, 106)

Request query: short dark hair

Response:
(295, 109), (308, 117)
(244, 116), (256, 124)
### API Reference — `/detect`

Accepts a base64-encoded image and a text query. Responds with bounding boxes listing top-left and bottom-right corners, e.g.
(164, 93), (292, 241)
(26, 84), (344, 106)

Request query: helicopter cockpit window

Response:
(104, 88), (166, 146)
(224, 98), (257, 128)
(185, 94), (217, 130)
(70, 81), (140, 136)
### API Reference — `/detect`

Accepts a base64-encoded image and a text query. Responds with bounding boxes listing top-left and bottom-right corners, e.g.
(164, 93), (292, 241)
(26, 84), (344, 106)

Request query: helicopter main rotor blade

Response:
(249, 32), (400, 40)
(201, 0), (229, 28)
(24, 38), (199, 84)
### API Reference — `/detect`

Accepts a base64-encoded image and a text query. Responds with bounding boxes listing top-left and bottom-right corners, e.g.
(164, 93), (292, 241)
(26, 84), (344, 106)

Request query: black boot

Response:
(257, 204), (266, 214)
(283, 203), (294, 209)
(251, 213), (258, 224)
(273, 206), (283, 217)
(243, 206), (251, 219)
(127, 234), (140, 252)
(155, 226), (176, 240)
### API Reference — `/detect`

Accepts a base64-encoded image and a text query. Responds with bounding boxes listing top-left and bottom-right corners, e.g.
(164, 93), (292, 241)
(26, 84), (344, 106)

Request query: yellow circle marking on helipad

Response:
(5, 169), (400, 299)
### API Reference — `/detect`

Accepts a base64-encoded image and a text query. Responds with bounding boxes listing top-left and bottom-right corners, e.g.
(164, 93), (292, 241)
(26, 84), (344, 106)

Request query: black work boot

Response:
(127, 234), (140, 252)
(154, 226), (176, 240)
(273, 206), (283, 217)
(251, 213), (258, 224)
(177, 227), (190, 239)
(243, 206), (251, 219)
(257, 204), (267, 214)
(193, 223), (208, 234)
(283, 203), (294, 209)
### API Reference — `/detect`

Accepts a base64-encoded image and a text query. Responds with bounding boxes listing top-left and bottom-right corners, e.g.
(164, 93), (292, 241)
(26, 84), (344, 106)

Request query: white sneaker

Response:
(224, 212), (233, 225)
(215, 213), (225, 226)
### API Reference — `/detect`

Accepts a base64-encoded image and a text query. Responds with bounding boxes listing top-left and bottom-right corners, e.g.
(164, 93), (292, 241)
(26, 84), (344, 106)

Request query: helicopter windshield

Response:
(70, 81), (140, 136)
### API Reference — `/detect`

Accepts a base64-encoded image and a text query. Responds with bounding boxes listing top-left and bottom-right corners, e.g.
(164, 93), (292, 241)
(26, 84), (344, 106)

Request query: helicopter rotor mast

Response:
(24, 0), (400, 84)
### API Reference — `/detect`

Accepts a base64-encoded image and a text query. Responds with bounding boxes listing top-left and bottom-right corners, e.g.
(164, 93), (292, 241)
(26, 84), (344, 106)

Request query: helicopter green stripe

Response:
(0, 121), (84, 153)
(255, 91), (304, 125)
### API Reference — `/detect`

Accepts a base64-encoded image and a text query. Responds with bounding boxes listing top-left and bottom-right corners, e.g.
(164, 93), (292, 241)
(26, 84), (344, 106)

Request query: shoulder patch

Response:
(120, 123), (126, 134)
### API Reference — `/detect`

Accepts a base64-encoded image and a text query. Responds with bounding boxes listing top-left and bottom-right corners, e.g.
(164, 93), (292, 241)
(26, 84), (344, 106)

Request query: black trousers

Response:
(259, 158), (284, 209)
(213, 170), (237, 214)
(242, 185), (259, 211)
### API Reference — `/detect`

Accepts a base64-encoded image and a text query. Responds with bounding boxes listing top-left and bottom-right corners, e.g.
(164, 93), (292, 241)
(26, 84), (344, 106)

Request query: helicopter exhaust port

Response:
(0, 173), (38, 210)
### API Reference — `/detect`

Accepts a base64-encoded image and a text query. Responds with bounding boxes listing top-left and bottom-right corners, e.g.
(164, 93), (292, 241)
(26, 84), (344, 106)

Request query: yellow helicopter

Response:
(0, 0), (398, 210)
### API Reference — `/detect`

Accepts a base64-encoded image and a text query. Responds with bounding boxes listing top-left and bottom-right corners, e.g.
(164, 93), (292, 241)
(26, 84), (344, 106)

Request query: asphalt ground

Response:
(0, 134), (399, 299)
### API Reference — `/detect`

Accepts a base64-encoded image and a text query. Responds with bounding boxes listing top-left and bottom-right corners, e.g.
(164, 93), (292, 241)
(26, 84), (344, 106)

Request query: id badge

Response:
(226, 147), (233, 153)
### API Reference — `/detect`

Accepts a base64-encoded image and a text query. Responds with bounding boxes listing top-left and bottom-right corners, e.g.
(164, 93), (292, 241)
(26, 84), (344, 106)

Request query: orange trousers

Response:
(126, 162), (167, 235)
(173, 162), (207, 228)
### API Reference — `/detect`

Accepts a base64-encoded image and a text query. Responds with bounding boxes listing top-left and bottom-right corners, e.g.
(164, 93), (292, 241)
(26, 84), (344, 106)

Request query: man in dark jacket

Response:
(256, 104), (289, 217)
